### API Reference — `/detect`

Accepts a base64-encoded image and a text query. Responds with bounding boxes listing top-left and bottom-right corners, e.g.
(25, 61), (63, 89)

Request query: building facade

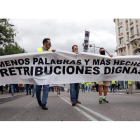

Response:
(114, 19), (140, 56)
(114, 19), (140, 90)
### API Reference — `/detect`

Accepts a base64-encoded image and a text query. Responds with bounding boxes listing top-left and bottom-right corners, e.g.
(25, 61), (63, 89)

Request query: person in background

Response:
(81, 82), (85, 92)
(95, 82), (99, 92)
(19, 84), (22, 92)
(110, 80), (116, 93)
(92, 82), (95, 92)
(20, 84), (24, 92)
(87, 82), (92, 93)
(0, 85), (3, 94)
(85, 82), (88, 92)
(98, 48), (113, 104)
(57, 86), (61, 95)
(11, 84), (15, 96)
(70, 45), (81, 106)
(26, 84), (31, 95)
(127, 81), (134, 94)
(118, 81), (121, 90)
(32, 85), (36, 97)
(15, 84), (19, 92)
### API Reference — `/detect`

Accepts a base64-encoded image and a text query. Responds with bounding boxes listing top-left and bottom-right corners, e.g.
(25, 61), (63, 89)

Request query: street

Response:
(0, 90), (140, 121)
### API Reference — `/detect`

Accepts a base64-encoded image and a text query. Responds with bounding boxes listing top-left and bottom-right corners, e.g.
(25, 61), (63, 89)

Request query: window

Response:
(119, 27), (123, 34)
(136, 25), (139, 33)
(131, 27), (134, 36)
(118, 19), (122, 23)
(130, 19), (133, 23)
(120, 37), (123, 44)
(118, 19), (122, 25)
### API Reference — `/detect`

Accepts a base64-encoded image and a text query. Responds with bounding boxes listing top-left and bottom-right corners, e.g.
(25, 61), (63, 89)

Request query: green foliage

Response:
(0, 19), (16, 46)
(0, 42), (26, 56)
(0, 19), (26, 55)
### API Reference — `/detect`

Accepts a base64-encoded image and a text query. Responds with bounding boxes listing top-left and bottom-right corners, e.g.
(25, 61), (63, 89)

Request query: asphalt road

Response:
(0, 90), (140, 121)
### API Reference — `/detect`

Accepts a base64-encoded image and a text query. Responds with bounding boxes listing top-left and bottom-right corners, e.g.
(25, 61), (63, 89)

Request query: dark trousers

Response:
(70, 83), (79, 102)
(26, 84), (31, 94)
(111, 84), (115, 92)
(96, 84), (99, 92)
(0, 86), (3, 94)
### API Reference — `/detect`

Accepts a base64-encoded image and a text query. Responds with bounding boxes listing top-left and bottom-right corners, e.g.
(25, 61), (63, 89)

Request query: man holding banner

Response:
(36, 38), (55, 110)
(98, 48), (113, 104)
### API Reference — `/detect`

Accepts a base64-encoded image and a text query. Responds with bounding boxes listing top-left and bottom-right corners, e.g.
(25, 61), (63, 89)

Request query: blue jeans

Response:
(11, 84), (15, 94)
(87, 84), (92, 92)
(32, 85), (36, 95)
(26, 84), (31, 94)
(36, 85), (49, 104)
(70, 83), (79, 102)
(81, 84), (85, 92)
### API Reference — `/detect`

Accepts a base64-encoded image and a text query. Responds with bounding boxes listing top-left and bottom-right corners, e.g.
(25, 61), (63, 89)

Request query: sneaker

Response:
(102, 98), (109, 103)
(99, 97), (103, 104)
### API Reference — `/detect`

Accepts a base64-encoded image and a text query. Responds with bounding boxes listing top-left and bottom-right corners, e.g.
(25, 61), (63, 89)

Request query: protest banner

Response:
(0, 51), (140, 85)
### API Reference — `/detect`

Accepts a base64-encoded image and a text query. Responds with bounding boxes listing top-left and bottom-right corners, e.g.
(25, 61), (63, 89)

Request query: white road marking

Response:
(61, 95), (113, 121)
(58, 95), (97, 121)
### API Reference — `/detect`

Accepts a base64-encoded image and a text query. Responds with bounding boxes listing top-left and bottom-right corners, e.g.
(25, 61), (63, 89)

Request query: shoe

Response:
(37, 100), (42, 106)
(102, 98), (109, 103)
(42, 104), (48, 110)
(32, 95), (34, 97)
(76, 100), (81, 104)
(26, 93), (28, 95)
(99, 97), (103, 104)
(59, 93), (60, 95)
(127, 92), (129, 94)
(131, 93), (132, 94)
(12, 94), (14, 96)
(71, 101), (76, 106)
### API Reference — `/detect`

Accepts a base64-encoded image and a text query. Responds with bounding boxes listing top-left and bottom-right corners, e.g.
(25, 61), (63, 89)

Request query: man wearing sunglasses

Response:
(36, 38), (55, 110)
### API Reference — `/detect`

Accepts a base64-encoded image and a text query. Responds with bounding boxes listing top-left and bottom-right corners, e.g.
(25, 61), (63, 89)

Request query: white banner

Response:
(0, 50), (140, 85)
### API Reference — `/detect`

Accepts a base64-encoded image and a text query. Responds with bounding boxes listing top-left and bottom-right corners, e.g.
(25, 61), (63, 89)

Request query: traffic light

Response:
(83, 30), (90, 52)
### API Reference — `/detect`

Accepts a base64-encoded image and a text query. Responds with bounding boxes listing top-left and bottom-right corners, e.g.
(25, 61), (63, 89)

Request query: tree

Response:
(0, 19), (16, 47)
(0, 42), (26, 56)
(0, 19), (26, 55)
